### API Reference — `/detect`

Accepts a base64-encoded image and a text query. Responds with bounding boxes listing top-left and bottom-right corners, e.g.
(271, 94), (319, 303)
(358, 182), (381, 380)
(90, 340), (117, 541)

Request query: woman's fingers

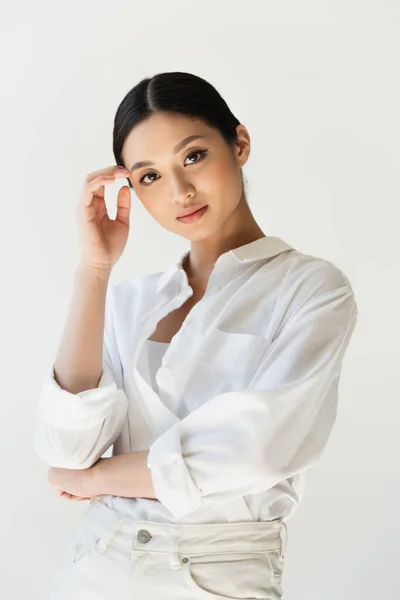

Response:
(76, 164), (132, 270)
(83, 166), (131, 207)
(55, 488), (92, 501)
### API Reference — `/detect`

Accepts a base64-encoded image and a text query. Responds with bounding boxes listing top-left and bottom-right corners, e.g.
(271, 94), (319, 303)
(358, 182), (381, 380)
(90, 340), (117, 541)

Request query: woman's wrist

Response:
(91, 452), (156, 499)
(91, 457), (109, 497)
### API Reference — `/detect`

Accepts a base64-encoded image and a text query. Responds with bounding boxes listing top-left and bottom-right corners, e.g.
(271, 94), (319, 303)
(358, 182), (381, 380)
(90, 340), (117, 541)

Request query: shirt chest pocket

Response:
(201, 327), (272, 378)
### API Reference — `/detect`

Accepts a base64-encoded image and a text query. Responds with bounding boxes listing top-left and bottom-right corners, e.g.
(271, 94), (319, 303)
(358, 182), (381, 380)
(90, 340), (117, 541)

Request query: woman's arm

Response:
(94, 451), (157, 499)
(35, 268), (129, 470)
(48, 450), (157, 500)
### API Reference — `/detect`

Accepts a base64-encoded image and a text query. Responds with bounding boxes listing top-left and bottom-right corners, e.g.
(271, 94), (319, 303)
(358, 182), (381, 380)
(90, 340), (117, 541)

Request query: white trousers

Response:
(48, 498), (287, 599)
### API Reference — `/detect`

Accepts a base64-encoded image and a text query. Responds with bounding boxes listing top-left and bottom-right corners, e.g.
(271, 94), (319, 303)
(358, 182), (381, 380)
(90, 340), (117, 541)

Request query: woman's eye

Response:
(139, 149), (208, 186)
(139, 172), (159, 185)
(185, 149), (208, 165)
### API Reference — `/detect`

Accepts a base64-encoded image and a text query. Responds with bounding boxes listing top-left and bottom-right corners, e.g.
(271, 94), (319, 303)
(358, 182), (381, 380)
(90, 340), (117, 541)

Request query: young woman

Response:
(35, 71), (358, 599)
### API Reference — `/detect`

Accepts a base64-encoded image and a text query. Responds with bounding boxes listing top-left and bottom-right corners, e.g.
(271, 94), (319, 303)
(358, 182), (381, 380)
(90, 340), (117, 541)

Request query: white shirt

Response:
(34, 236), (358, 524)
(144, 339), (170, 397)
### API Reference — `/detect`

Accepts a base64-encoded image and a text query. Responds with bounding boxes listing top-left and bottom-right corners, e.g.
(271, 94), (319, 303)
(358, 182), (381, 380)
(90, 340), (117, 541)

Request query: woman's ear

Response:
(234, 124), (251, 167)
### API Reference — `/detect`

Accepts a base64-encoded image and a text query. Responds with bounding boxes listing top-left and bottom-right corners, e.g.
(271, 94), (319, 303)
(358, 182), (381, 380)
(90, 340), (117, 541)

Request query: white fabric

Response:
(34, 235), (358, 523)
(47, 497), (287, 599)
(139, 339), (170, 397)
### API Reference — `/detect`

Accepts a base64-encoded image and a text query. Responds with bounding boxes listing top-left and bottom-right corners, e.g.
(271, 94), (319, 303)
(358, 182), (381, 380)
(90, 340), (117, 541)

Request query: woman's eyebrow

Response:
(129, 135), (207, 173)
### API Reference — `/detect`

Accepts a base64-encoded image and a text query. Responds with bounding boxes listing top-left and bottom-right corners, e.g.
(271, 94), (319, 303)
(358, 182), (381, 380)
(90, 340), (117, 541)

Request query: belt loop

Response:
(277, 521), (287, 560)
(97, 517), (125, 554)
(169, 526), (183, 570)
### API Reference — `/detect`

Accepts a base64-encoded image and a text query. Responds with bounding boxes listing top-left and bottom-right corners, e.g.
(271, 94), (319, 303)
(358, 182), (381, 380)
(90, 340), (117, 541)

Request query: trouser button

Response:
(137, 529), (152, 543)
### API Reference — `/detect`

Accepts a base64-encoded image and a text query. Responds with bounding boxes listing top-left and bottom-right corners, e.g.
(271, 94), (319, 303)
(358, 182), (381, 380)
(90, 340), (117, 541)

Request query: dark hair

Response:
(112, 71), (246, 192)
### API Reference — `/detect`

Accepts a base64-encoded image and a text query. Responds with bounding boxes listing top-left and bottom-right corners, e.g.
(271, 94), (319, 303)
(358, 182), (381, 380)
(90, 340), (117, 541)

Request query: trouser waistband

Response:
(82, 498), (287, 569)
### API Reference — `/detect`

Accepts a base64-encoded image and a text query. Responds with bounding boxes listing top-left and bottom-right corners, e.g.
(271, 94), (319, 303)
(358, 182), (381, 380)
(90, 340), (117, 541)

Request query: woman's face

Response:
(121, 111), (251, 240)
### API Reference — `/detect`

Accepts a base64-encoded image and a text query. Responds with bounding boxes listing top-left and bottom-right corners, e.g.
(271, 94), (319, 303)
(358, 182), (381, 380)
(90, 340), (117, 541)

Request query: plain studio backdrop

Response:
(0, 1), (398, 598)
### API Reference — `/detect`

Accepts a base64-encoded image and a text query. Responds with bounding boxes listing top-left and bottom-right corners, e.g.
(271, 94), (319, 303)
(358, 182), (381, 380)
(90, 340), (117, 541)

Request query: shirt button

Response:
(137, 529), (152, 543)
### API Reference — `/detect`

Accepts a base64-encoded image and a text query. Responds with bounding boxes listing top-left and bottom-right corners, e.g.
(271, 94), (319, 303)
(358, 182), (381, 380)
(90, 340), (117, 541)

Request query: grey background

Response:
(1, 1), (398, 598)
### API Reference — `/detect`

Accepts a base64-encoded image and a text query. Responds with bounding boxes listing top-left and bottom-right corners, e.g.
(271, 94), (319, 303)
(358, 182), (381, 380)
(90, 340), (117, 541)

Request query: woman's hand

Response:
(77, 165), (132, 271)
(48, 464), (101, 501)
(54, 489), (92, 502)
(48, 452), (156, 502)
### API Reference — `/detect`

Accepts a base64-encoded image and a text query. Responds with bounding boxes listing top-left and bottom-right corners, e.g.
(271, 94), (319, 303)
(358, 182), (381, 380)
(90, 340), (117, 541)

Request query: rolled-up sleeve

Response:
(147, 272), (358, 518)
(33, 283), (128, 470)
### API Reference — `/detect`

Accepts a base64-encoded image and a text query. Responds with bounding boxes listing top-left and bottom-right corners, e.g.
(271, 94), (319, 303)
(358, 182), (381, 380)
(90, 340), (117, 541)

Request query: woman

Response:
(35, 71), (358, 599)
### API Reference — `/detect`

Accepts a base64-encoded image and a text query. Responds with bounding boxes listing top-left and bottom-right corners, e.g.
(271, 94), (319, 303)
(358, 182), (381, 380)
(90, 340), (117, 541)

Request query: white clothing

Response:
(48, 497), (287, 599)
(142, 339), (170, 397)
(34, 235), (358, 523)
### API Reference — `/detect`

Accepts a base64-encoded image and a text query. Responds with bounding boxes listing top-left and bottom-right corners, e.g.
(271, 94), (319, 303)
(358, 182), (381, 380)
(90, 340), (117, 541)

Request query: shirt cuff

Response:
(147, 424), (203, 518)
(37, 365), (120, 430)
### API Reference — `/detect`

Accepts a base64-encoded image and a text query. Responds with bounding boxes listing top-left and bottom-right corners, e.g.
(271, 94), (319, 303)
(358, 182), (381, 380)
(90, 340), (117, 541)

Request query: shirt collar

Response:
(157, 235), (294, 293)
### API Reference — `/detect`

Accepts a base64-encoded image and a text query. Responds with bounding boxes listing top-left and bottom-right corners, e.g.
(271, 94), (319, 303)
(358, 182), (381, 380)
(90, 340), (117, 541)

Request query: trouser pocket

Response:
(180, 549), (282, 600)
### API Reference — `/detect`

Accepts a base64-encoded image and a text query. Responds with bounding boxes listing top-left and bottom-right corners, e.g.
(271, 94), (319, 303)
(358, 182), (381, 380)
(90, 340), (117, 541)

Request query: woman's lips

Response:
(177, 205), (209, 223)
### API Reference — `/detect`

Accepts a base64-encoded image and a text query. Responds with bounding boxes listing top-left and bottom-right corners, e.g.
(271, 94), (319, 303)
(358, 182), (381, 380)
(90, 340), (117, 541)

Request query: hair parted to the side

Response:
(112, 71), (247, 194)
